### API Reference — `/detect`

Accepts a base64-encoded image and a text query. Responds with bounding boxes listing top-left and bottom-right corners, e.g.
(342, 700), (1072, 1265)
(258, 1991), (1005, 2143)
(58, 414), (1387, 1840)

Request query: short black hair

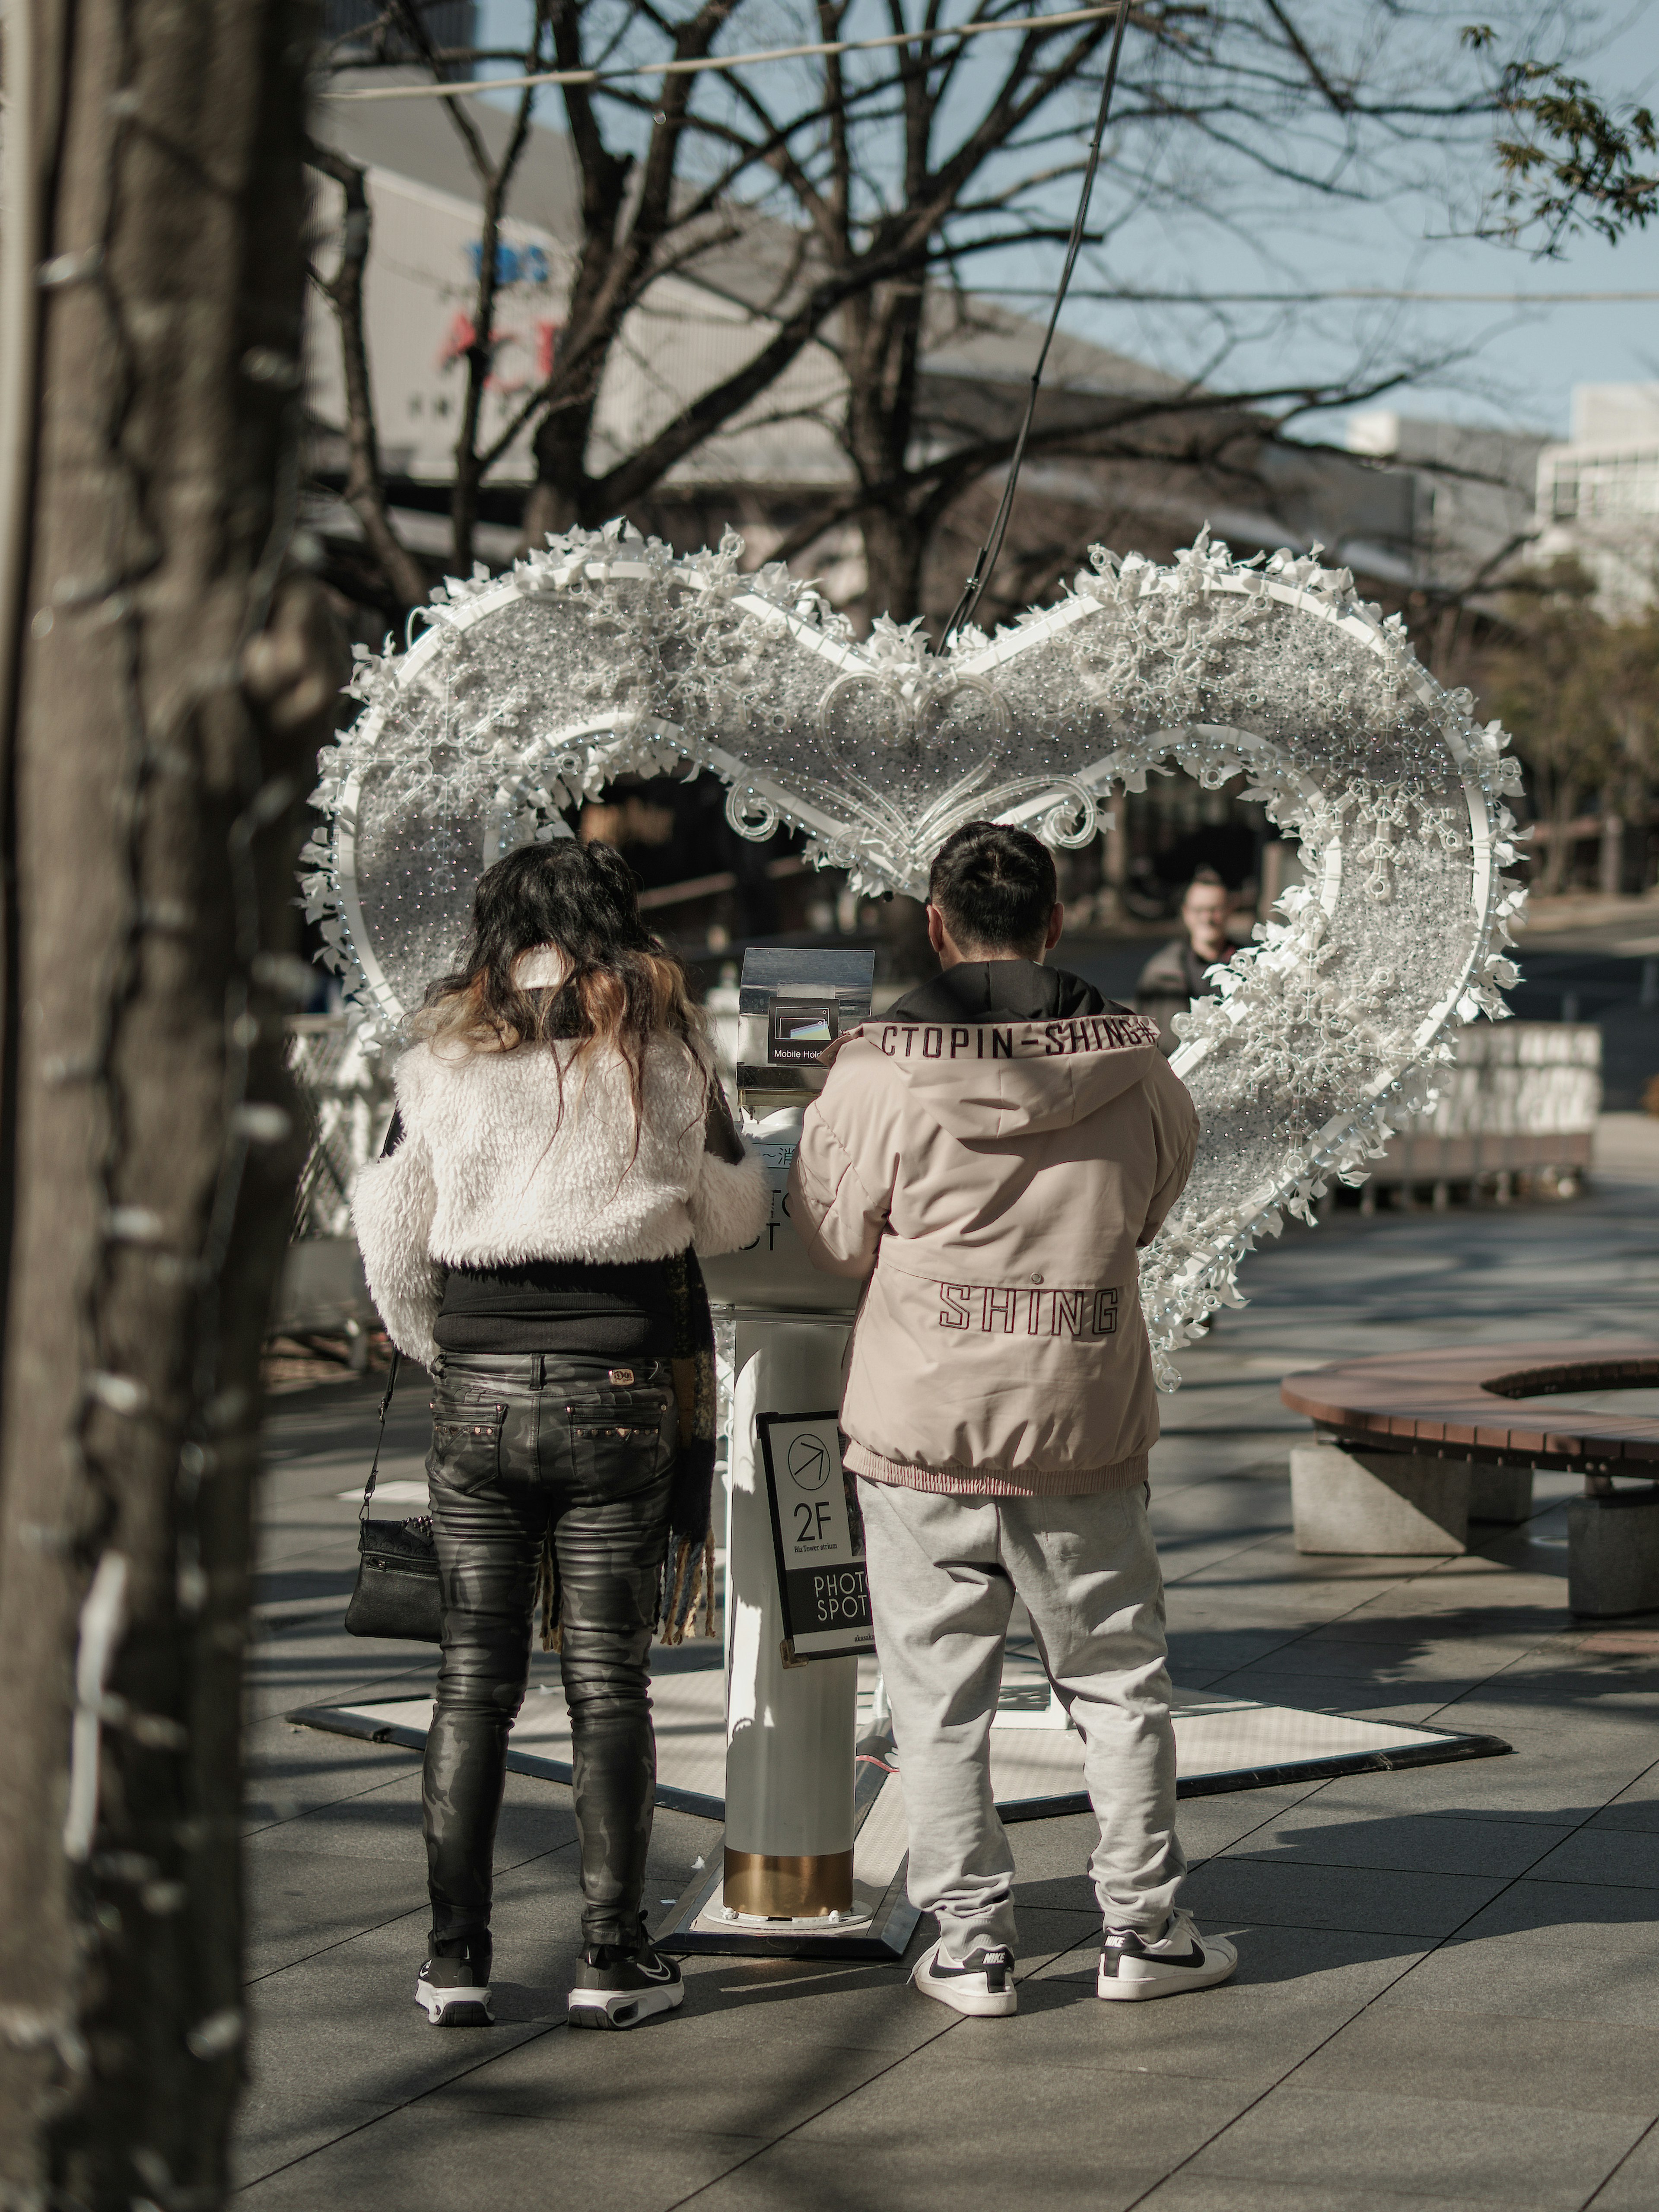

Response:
(928, 821), (1058, 952)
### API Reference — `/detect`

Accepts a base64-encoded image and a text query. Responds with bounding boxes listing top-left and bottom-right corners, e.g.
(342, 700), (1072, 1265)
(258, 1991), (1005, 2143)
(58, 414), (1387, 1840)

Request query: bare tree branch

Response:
(318, 1), (1641, 622)
(303, 141), (429, 613)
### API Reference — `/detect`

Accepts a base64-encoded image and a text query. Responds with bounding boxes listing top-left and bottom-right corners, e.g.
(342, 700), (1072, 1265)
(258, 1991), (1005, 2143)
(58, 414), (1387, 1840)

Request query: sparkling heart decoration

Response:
(302, 521), (1527, 1385)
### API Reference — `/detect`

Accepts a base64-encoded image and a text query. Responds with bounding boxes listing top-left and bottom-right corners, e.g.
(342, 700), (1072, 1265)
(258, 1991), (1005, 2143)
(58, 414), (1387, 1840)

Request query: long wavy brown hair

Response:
(415, 838), (707, 1138)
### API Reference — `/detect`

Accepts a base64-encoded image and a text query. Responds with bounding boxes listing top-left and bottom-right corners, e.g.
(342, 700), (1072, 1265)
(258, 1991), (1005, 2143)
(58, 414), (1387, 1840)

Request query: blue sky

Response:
(471, 1), (1659, 444)
(1058, 1), (1659, 442)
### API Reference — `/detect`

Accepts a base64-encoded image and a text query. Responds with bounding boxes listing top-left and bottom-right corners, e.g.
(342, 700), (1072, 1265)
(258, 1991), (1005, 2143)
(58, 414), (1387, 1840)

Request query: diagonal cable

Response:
(941, 0), (1132, 646)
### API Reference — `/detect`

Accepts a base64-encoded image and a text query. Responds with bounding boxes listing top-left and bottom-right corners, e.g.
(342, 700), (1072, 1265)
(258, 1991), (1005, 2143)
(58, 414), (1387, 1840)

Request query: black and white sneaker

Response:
(567, 1924), (684, 2031)
(1098, 1909), (1237, 2001)
(911, 1939), (1017, 2018)
(415, 1939), (494, 2026)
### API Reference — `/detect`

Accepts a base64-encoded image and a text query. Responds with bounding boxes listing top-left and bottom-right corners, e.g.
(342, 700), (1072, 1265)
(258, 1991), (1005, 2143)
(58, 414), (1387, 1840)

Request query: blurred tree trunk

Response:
(1542, 785), (1577, 897)
(0, 5), (342, 2206)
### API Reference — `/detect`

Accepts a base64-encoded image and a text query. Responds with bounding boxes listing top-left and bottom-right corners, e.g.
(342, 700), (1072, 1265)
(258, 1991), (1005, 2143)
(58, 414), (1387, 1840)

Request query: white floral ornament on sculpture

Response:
(302, 521), (1527, 1387)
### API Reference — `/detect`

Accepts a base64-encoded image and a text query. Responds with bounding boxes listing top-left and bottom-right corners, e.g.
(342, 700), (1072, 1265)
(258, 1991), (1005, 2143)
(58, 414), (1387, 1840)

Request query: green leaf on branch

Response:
(1464, 26), (1659, 251)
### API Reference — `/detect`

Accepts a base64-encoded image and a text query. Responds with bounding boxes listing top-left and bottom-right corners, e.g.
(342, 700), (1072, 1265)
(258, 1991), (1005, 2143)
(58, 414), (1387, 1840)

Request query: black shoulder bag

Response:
(343, 1353), (445, 1643)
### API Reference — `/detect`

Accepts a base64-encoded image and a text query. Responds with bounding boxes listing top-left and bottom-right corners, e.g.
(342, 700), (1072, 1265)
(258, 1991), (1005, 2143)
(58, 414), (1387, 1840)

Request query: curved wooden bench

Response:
(1279, 1341), (1659, 1616)
(1281, 1341), (1659, 1478)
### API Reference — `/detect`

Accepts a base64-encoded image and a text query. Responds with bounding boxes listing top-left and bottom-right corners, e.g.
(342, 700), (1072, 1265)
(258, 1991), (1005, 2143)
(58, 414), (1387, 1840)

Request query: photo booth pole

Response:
(722, 1307), (856, 1916)
(658, 947), (918, 1958)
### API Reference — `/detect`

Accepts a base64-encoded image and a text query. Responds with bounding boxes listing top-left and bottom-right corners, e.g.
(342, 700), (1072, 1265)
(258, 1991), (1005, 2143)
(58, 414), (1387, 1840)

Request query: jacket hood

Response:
(828, 964), (1162, 1142)
(886, 959), (1114, 1025)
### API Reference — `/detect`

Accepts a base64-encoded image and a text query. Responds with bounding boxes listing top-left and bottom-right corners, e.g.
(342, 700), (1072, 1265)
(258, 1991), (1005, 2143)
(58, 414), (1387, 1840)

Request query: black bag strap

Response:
(360, 1350), (403, 1523)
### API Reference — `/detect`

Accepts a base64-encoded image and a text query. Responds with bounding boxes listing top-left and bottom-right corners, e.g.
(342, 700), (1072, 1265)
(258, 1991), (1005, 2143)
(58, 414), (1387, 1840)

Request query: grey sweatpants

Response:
(858, 1478), (1185, 1957)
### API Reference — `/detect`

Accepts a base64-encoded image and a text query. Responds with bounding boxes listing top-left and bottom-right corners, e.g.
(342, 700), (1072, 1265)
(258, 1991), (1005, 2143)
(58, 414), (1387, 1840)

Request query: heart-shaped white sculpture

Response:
(303, 523), (1526, 1381)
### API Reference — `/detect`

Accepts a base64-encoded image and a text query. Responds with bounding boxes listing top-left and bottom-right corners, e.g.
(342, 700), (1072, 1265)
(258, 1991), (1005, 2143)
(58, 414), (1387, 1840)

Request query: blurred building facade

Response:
(305, 91), (1527, 626)
(1342, 410), (1545, 596)
(1535, 384), (1659, 616)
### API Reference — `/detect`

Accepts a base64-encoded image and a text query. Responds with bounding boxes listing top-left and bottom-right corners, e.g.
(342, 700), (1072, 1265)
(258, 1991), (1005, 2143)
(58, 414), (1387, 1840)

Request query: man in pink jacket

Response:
(788, 821), (1237, 2017)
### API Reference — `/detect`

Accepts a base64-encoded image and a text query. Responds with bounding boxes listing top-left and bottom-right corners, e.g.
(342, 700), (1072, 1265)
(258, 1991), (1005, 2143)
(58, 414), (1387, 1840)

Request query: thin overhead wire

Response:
(323, 5), (1121, 102)
(942, 0), (1131, 646)
(985, 285), (1659, 304)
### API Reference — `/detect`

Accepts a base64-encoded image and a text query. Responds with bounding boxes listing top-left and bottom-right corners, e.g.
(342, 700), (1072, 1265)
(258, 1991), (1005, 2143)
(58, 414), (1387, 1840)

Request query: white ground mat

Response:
(293, 1655), (1506, 1822)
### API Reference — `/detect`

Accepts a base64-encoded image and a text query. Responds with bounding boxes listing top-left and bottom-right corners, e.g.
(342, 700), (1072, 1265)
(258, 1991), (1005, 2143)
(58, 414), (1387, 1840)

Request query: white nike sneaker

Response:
(1097, 1909), (1237, 2000)
(911, 1939), (1017, 2018)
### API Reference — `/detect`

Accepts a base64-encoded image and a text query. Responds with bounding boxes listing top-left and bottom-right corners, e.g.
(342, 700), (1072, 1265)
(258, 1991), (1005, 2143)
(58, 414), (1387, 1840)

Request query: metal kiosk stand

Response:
(659, 950), (918, 1960)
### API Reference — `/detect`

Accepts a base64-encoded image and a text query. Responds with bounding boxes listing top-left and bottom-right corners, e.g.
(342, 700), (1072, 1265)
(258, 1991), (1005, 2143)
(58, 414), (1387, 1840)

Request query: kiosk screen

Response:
(767, 997), (840, 1063)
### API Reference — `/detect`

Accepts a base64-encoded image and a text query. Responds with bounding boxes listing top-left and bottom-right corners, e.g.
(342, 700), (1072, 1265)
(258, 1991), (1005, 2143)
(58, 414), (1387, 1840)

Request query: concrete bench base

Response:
(1291, 1443), (1471, 1554)
(1568, 1486), (1659, 1618)
(1470, 1465), (1535, 1525)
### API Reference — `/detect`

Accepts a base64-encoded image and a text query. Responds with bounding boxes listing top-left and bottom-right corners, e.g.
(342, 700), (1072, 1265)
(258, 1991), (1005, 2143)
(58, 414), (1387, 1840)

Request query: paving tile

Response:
(244, 1777), (430, 1869)
(1271, 1754), (1611, 1831)
(1343, 1703), (1506, 1732)
(245, 1763), (582, 1882)
(246, 1643), (441, 1726)
(1167, 1628), (1314, 1682)
(1173, 1784), (1336, 1863)
(1159, 1539), (1301, 1587)
(689, 2134), (1156, 2212)
(240, 2107), (746, 2210)
(1435, 1684), (1659, 1728)
(819, 2051), (1259, 2144)
(242, 1723), (423, 1833)
(1216, 1645), (1519, 1698)
(1179, 1852), (1506, 1939)
(1303, 1617), (1552, 1656)
(1585, 2119), (1659, 2211)
(785, 2060), (1259, 2165)
(1139, 2180), (1562, 2212)
(1152, 1472), (1290, 1520)
(654, 1958), (943, 2057)
(236, 2096), (414, 2191)
(426, 2023), (893, 2141)
(1588, 1771), (1659, 1835)
(1007, 1785), (1325, 1921)
(1023, 1924), (1430, 2093)
(1383, 1878), (1659, 2024)
(1522, 1824), (1659, 1889)
(1002, 1901), (1104, 1958)
(239, 1874), (588, 2184)
(1168, 2082), (1645, 2208)
(240, 1984), (554, 2185)
(1228, 1804), (1569, 1881)
(1452, 1691), (1659, 1743)
(245, 1850), (430, 1982)
(1294, 2001), (1659, 2116)
(1195, 1669), (1446, 1723)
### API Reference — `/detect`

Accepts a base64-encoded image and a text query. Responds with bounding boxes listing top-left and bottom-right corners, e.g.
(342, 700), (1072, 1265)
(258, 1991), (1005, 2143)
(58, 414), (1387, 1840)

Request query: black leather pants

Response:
(422, 1352), (676, 1952)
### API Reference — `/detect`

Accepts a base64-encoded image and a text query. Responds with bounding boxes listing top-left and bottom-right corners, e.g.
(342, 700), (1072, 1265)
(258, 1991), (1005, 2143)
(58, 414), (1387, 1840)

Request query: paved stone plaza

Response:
(240, 1119), (1659, 2212)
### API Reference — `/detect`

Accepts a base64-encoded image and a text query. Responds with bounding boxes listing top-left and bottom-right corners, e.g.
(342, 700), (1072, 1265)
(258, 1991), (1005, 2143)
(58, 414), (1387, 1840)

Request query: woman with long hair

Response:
(353, 837), (765, 2030)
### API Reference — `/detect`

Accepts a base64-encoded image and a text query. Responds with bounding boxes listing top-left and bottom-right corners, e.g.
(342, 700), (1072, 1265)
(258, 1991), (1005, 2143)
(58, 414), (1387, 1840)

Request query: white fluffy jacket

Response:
(353, 1033), (766, 1366)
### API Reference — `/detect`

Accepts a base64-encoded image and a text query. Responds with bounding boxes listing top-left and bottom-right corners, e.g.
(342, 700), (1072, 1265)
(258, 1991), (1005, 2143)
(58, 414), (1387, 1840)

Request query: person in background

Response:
(353, 840), (766, 2032)
(788, 821), (1236, 2020)
(1134, 865), (1243, 1054)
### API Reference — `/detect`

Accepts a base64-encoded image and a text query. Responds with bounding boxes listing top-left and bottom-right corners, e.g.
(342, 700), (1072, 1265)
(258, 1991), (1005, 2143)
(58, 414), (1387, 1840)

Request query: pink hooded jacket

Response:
(786, 969), (1198, 1495)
